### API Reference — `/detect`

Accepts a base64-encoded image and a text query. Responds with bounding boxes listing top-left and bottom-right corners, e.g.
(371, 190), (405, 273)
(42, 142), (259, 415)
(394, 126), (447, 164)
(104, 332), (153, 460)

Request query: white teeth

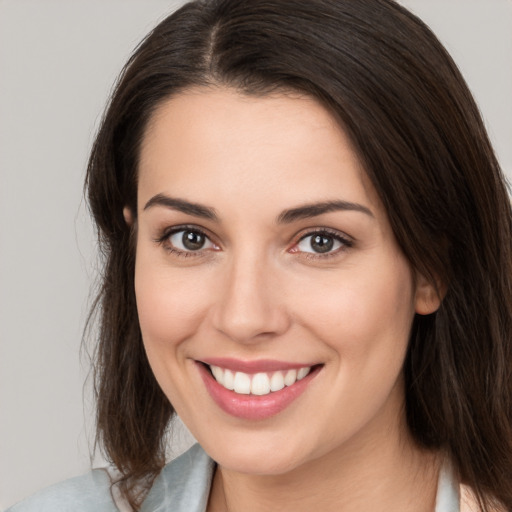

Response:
(211, 365), (223, 382)
(208, 364), (312, 396)
(223, 369), (235, 390)
(269, 371), (285, 392)
(251, 373), (270, 395)
(233, 372), (251, 394)
(297, 367), (311, 380)
(284, 369), (297, 386)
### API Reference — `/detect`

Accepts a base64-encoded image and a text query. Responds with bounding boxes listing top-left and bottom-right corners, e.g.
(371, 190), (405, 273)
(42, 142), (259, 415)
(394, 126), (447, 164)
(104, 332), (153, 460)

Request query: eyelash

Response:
(155, 225), (218, 258)
(154, 225), (353, 259)
(292, 228), (353, 260)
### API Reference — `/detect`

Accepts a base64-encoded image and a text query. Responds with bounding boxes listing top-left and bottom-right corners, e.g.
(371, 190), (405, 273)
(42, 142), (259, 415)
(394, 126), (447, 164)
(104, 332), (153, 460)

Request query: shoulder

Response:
(140, 443), (215, 512)
(6, 468), (117, 512)
(460, 485), (508, 512)
(6, 445), (214, 512)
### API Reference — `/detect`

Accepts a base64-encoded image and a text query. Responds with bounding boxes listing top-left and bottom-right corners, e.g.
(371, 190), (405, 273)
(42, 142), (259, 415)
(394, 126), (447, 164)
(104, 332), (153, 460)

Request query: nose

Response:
(211, 253), (291, 343)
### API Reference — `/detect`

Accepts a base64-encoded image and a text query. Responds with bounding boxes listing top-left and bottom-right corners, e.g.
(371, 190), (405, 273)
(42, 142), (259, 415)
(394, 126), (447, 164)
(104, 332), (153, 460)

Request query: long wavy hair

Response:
(85, 0), (512, 509)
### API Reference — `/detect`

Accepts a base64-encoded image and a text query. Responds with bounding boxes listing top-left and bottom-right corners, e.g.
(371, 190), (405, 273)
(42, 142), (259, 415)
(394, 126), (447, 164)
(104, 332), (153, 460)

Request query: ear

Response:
(123, 206), (134, 226)
(414, 273), (444, 315)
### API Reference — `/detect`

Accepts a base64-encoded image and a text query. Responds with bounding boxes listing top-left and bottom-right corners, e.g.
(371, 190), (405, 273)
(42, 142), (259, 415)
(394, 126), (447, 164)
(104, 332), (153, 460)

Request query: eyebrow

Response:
(143, 194), (373, 223)
(277, 200), (374, 223)
(143, 194), (218, 220)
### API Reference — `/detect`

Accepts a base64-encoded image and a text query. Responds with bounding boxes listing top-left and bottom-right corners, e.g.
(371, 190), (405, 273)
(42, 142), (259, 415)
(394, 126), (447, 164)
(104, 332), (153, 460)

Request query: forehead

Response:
(137, 87), (379, 217)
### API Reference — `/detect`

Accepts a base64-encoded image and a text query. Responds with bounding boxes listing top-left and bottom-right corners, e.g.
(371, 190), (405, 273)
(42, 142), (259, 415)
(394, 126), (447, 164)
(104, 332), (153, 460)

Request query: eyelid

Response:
(289, 227), (353, 257)
(154, 224), (353, 259)
(154, 224), (220, 257)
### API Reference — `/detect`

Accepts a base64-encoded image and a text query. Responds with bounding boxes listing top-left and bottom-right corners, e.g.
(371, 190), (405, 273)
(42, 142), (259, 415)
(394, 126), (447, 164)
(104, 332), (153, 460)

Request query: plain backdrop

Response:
(1, 1), (511, 509)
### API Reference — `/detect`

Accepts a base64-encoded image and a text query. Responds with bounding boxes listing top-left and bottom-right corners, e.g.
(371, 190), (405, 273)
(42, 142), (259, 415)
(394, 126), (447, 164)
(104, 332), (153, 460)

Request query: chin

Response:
(217, 451), (303, 476)
(198, 429), (317, 476)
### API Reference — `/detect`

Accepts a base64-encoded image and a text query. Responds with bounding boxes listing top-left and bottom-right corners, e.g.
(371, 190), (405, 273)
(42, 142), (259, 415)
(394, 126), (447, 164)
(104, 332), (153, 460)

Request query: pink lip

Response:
(200, 357), (313, 373)
(197, 361), (321, 421)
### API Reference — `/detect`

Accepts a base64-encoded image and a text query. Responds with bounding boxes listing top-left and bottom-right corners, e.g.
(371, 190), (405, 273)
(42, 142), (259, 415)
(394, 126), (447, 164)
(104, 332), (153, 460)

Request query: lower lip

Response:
(197, 363), (321, 420)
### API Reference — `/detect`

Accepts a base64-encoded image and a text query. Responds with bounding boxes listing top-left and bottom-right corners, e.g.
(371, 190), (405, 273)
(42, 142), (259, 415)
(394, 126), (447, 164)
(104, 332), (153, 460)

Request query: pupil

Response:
(311, 234), (333, 253)
(182, 231), (205, 250)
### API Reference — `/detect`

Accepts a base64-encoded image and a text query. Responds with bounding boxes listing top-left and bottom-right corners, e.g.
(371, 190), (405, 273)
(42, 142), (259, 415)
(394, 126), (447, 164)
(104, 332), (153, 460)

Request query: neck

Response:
(207, 415), (441, 512)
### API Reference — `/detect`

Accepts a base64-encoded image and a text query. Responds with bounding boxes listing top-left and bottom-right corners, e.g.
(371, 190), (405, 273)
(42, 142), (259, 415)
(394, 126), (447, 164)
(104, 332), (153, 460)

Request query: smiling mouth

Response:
(206, 364), (313, 396)
(198, 361), (322, 420)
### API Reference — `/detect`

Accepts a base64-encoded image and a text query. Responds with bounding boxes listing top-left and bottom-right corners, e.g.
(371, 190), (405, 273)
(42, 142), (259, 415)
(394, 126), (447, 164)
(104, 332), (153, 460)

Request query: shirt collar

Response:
(435, 458), (460, 512)
(141, 444), (461, 512)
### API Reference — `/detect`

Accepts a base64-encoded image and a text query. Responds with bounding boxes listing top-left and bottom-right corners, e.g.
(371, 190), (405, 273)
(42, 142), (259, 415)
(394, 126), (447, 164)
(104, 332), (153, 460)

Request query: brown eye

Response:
(309, 234), (334, 253)
(295, 231), (351, 255)
(182, 230), (206, 250)
(168, 229), (215, 252)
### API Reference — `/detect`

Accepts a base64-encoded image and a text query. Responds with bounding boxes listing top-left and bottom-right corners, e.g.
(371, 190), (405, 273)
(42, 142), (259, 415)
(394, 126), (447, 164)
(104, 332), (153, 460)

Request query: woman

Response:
(8, 0), (512, 511)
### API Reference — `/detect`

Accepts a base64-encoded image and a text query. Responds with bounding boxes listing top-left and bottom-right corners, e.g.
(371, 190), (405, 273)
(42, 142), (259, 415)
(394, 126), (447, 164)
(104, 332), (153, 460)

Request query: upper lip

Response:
(199, 357), (318, 373)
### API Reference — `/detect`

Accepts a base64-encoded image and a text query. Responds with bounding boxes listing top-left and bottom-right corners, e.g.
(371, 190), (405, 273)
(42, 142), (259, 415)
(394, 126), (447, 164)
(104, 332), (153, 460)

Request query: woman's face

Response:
(133, 88), (438, 475)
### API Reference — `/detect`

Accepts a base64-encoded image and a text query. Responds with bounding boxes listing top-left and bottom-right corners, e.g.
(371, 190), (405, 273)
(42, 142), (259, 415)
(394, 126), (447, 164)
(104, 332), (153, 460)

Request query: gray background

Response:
(1, 1), (511, 509)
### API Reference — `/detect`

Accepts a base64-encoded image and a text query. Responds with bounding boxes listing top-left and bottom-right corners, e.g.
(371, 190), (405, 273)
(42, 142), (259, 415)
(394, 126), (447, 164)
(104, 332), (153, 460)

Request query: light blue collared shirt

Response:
(6, 443), (460, 512)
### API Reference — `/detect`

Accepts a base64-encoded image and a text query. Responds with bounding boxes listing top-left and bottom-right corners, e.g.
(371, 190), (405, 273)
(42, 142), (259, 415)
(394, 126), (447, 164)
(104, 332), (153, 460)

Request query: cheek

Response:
(133, 250), (215, 406)
(293, 260), (416, 359)
(134, 253), (211, 348)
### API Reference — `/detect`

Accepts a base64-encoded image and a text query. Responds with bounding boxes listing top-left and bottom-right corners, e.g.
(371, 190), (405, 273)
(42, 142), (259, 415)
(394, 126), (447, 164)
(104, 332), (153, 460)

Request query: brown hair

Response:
(85, 0), (512, 509)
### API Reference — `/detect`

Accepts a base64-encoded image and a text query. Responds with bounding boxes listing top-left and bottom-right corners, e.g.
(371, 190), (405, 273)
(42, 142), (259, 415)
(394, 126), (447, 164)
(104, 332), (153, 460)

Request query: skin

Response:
(130, 87), (442, 512)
